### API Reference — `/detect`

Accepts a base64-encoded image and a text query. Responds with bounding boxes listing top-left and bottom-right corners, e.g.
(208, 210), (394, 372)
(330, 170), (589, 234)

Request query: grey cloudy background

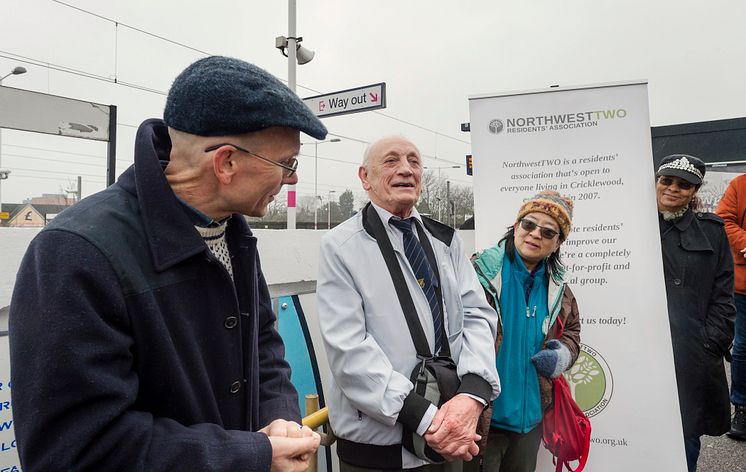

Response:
(1, 0), (745, 205)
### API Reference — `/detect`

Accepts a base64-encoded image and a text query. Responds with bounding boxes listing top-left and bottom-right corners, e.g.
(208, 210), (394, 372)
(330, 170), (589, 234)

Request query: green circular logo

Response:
(563, 343), (613, 417)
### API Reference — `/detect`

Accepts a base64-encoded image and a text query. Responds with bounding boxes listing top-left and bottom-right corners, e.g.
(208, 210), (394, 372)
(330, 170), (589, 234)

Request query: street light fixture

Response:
(0, 65), (27, 219)
(327, 190), (336, 230)
(0, 66), (26, 82)
(302, 138), (341, 229)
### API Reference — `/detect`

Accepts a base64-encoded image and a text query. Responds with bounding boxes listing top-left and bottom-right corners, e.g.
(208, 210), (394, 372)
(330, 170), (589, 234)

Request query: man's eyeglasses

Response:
(658, 176), (694, 190)
(204, 143), (299, 177)
(519, 218), (559, 239)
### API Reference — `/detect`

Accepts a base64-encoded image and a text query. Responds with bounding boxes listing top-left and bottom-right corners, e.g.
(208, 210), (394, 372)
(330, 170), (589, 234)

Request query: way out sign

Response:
(303, 83), (386, 118)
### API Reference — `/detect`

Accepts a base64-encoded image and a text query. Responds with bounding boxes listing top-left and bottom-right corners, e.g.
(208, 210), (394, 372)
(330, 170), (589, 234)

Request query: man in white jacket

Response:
(317, 136), (500, 471)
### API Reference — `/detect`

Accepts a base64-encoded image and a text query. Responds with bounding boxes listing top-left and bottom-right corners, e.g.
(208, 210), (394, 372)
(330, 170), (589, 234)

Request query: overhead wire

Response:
(48, 1), (471, 147)
(2, 153), (106, 168)
(4, 144), (107, 159)
(6, 166), (105, 179)
(11, 173), (105, 184)
(0, 49), (465, 167)
(52, 0), (212, 56)
(4, 2), (473, 200)
(0, 51), (167, 96)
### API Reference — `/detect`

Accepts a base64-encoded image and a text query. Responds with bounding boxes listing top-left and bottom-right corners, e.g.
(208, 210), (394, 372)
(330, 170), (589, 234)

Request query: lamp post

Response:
(0, 66), (27, 218)
(303, 138), (341, 229)
(423, 165), (461, 223)
(276, 0), (315, 230)
(327, 190), (336, 229)
(446, 180), (455, 227)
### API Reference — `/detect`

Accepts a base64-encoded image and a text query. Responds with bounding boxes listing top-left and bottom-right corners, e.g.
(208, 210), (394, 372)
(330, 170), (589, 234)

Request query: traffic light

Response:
(466, 154), (473, 176)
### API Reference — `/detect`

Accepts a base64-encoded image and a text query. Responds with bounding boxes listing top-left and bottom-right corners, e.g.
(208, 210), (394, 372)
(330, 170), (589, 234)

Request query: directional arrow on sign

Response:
(303, 83), (386, 118)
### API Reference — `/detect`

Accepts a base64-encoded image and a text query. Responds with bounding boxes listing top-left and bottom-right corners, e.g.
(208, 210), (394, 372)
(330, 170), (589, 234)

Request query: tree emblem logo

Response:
(563, 343), (613, 418)
(488, 119), (504, 134)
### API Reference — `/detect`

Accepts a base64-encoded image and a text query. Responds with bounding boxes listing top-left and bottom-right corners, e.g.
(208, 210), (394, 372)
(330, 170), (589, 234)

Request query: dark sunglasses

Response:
(519, 218), (559, 239)
(658, 176), (694, 190)
(204, 143), (299, 177)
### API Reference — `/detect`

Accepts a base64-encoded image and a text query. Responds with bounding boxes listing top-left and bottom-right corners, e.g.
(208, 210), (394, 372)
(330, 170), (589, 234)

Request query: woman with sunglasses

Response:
(656, 154), (735, 471)
(467, 190), (581, 472)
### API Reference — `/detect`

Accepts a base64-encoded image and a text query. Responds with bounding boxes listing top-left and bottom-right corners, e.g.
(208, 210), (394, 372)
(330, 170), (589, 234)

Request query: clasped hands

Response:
(423, 395), (484, 462)
(260, 419), (321, 472)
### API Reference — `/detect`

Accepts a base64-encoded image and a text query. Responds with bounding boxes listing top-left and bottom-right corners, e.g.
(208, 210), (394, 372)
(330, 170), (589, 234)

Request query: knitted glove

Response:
(531, 339), (571, 378)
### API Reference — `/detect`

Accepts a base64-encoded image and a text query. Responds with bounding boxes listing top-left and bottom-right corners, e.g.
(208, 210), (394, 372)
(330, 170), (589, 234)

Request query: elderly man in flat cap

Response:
(9, 56), (326, 472)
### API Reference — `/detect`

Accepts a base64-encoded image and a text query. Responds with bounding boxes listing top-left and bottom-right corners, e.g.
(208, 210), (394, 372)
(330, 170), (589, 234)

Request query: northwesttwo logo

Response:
(488, 119), (504, 134)
(564, 343), (613, 418)
(490, 109), (628, 135)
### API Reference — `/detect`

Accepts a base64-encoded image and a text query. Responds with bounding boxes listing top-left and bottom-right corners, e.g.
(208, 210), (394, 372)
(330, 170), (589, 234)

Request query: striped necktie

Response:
(389, 217), (443, 354)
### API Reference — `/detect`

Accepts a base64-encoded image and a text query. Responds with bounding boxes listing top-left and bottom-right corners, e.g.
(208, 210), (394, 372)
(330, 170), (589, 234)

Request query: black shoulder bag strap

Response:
(364, 203), (449, 358)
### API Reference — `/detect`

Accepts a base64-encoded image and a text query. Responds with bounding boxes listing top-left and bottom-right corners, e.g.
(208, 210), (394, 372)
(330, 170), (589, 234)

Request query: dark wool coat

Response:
(9, 119), (299, 471)
(660, 209), (735, 438)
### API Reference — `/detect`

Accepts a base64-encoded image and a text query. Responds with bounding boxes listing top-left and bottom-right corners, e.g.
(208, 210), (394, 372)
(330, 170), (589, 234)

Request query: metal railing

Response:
(301, 394), (335, 472)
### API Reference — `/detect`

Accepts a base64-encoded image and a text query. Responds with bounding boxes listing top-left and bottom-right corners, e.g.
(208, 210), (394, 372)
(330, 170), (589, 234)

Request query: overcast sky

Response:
(1, 0), (745, 206)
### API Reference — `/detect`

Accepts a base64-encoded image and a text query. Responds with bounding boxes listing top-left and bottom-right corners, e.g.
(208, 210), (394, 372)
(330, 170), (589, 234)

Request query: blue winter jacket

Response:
(490, 253), (548, 433)
(473, 240), (581, 413)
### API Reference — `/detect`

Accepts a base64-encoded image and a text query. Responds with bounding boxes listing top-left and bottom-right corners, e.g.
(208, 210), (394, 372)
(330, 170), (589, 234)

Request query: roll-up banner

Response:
(0, 336), (19, 470)
(469, 82), (687, 470)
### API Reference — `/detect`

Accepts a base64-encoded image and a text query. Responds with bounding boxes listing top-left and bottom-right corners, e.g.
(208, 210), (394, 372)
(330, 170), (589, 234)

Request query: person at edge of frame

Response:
(9, 56), (326, 472)
(715, 167), (746, 441)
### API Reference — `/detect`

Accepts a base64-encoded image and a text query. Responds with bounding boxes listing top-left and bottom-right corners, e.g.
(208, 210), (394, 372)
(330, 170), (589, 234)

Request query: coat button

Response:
(673, 278), (681, 286)
(230, 381), (241, 394)
(224, 316), (238, 329)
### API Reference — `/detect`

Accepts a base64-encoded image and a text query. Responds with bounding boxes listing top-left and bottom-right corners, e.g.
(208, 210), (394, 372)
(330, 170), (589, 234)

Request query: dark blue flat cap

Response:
(164, 56), (327, 140)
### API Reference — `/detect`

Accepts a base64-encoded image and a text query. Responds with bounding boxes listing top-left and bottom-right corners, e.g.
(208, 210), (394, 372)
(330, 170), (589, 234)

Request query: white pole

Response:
(446, 179), (450, 220)
(0, 113), (3, 217)
(0, 67), (27, 220)
(286, 0), (298, 230)
(328, 190), (335, 229)
(0, 76), (4, 216)
(437, 168), (442, 221)
(309, 139), (339, 230)
(314, 141), (318, 230)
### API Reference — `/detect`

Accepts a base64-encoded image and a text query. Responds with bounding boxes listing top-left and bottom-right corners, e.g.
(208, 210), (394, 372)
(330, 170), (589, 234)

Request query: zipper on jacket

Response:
(520, 296), (530, 433)
(546, 283), (566, 335)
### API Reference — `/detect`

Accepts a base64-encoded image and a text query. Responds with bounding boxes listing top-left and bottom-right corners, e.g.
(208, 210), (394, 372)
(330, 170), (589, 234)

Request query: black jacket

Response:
(660, 209), (735, 438)
(9, 119), (299, 471)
